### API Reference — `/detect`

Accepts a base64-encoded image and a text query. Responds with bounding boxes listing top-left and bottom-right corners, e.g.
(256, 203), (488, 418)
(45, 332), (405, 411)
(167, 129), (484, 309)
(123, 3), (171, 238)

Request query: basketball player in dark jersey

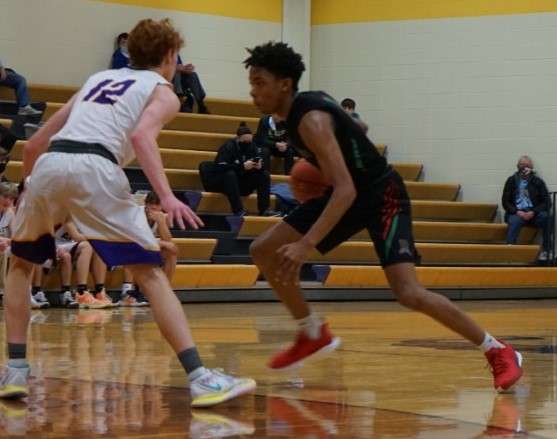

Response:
(244, 42), (522, 392)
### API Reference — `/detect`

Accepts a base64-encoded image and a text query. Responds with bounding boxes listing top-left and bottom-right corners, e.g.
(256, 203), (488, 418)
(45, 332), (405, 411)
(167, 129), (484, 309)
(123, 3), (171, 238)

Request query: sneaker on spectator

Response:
(62, 290), (79, 309)
(133, 290), (149, 307)
(538, 251), (549, 262)
(31, 292), (49, 309)
(76, 291), (110, 309)
(17, 105), (42, 116)
(120, 290), (149, 307)
(95, 288), (118, 308)
(33, 290), (50, 306)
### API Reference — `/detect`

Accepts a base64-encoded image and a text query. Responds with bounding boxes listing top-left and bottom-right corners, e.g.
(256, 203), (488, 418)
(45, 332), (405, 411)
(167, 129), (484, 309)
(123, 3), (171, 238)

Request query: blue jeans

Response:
(506, 211), (550, 251)
(0, 69), (30, 108)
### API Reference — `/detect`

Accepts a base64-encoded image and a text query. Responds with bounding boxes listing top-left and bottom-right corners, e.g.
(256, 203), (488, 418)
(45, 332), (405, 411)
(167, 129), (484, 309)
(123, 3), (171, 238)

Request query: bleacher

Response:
(2, 83), (557, 301)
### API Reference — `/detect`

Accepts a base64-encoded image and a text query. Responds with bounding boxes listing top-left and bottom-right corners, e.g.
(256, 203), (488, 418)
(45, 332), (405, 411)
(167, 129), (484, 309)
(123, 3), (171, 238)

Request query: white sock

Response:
(297, 313), (322, 340)
(188, 366), (207, 382)
(479, 332), (504, 352)
(121, 283), (133, 295)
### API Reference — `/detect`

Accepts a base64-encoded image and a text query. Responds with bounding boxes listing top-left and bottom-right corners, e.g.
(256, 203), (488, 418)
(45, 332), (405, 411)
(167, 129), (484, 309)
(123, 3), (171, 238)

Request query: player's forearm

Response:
(132, 135), (173, 200)
(301, 184), (356, 248)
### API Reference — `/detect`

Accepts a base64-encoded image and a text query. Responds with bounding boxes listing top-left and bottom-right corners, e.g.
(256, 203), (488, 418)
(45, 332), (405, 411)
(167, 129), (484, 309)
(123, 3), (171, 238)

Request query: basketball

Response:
(289, 159), (331, 202)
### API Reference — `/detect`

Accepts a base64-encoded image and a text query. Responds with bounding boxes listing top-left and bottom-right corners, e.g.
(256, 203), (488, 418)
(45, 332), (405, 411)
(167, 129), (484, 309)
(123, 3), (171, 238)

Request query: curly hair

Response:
(128, 19), (183, 69)
(145, 191), (160, 205)
(244, 41), (305, 91)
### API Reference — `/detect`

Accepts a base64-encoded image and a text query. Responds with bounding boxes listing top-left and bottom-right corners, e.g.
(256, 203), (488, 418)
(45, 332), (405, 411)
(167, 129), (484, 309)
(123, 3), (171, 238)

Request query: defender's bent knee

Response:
(392, 284), (426, 311)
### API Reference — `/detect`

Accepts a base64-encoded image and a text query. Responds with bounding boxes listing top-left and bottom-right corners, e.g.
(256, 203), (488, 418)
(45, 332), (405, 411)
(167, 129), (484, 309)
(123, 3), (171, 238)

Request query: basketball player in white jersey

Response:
(0, 18), (256, 407)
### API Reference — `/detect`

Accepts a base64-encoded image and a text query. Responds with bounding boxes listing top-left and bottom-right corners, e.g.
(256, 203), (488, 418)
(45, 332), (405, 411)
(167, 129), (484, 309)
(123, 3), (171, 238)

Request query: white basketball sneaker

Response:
(190, 369), (256, 408)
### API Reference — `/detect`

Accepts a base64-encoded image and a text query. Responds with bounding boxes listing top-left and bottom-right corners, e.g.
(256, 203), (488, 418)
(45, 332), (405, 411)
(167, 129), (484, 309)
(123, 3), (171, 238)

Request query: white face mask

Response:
(519, 166), (532, 177)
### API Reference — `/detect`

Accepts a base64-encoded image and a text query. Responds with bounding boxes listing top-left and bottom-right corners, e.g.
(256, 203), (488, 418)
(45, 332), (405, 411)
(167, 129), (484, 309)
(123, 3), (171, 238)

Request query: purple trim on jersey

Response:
(89, 240), (162, 267)
(11, 234), (56, 264)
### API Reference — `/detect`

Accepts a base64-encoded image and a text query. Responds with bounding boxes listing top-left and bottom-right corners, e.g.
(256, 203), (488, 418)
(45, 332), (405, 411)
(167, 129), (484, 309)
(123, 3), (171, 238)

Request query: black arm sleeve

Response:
(533, 178), (550, 213)
(502, 177), (517, 215)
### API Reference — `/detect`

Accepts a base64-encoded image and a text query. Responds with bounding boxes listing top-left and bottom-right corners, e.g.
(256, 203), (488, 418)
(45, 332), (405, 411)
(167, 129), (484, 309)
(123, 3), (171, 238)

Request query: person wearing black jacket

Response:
(502, 155), (550, 260)
(254, 114), (295, 175)
(199, 122), (271, 216)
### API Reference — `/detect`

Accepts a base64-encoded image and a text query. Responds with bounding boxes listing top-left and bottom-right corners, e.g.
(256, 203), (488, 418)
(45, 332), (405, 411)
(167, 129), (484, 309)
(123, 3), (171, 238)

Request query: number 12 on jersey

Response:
(83, 79), (136, 105)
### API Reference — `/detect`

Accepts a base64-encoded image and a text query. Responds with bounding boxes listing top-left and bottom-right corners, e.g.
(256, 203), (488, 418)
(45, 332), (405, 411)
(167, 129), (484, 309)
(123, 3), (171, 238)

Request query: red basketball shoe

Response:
(485, 341), (523, 392)
(268, 323), (341, 370)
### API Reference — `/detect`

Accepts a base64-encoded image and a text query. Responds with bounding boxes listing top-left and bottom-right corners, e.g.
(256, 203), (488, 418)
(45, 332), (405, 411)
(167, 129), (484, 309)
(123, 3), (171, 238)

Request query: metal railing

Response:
(550, 191), (557, 266)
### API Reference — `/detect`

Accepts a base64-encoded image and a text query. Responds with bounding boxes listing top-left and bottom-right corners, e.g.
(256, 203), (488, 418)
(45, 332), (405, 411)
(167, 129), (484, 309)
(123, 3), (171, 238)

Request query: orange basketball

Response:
(289, 159), (331, 203)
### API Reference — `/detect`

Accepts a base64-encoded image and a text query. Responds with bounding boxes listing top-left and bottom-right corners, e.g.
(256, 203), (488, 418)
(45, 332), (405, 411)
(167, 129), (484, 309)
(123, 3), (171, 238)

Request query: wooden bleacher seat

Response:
(158, 130), (233, 151)
(307, 242), (538, 265)
(2, 161), (493, 222)
(411, 200), (496, 222)
(0, 118), (12, 129)
(0, 83), (77, 103)
(405, 182), (459, 201)
(237, 216), (535, 244)
(173, 238), (216, 261)
(196, 192), (277, 214)
(1, 84), (261, 118)
(193, 191), (498, 219)
(5, 160), (449, 200)
(44, 103), (260, 134)
(12, 140), (388, 165)
(319, 266), (557, 288)
(204, 97), (261, 118)
(41, 264), (258, 290)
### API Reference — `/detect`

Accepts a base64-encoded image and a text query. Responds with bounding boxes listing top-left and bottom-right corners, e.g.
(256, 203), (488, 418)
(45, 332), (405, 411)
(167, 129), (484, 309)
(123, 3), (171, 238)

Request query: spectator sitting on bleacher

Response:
(502, 155), (551, 262)
(0, 58), (41, 116)
(173, 54), (209, 114)
(120, 191), (177, 307)
(30, 220), (101, 309)
(0, 182), (17, 296)
(110, 32), (130, 69)
(199, 122), (275, 217)
(341, 97), (368, 134)
(254, 114), (296, 175)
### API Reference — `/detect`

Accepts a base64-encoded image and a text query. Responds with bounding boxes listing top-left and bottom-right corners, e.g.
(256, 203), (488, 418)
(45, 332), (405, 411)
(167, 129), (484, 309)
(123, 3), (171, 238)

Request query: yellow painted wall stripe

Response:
(312, 0), (557, 25)
(94, 0), (282, 22)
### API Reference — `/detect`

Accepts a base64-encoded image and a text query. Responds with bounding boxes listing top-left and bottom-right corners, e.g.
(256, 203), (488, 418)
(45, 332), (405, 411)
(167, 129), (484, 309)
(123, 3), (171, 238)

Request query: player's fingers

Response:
(175, 211), (186, 230)
(193, 211), (204, 227)
(282, 262), (298, 285)
(183, 209), (199, 230)
(276, 248), (289, 266)
(166, 210), (174, 228)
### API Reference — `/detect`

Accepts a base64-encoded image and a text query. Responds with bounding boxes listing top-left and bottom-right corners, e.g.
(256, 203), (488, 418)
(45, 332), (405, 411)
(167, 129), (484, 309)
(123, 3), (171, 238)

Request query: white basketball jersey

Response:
(52, 68), (170, 166)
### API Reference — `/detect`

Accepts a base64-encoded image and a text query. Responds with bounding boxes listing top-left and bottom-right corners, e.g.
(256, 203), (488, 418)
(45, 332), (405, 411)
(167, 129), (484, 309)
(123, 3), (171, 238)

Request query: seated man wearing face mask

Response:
(502, 155), (551, 261)
(199, 122), (275, 216)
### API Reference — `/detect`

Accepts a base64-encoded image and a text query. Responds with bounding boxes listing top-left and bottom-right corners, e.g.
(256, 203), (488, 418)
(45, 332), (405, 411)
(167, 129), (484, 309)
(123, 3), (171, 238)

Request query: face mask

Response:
(519, 166), (532, 176)
(239, 141), (251, 148)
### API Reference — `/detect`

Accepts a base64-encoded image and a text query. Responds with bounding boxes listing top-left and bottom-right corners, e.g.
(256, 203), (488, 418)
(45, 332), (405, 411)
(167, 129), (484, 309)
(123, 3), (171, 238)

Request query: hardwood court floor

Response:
(0, 299), (556, 438)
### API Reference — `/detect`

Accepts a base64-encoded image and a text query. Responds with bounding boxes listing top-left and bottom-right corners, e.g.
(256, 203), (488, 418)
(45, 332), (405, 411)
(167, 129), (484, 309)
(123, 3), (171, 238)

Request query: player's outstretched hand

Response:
(276, 240), (313, 285)
(161, 195), (204, 230)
